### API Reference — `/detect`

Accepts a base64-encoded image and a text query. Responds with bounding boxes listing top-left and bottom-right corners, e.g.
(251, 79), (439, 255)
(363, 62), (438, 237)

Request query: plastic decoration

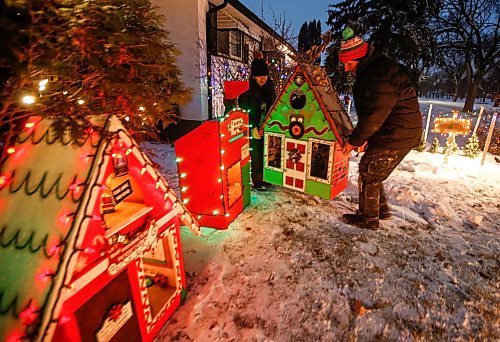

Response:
(260, 63), (354, 200)
(0, 115), (200, 342)
(433, 110), (472, 136)
(175, 108), (251, 229)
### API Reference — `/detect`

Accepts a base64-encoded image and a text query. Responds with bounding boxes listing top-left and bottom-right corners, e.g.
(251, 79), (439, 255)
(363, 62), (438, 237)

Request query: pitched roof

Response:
(0, 116), (199, 341)
(300, 63), (353, 141)
(262, 63), (353, 143)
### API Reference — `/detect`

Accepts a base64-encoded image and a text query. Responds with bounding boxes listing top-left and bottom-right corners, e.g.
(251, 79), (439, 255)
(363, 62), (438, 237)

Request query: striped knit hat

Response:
(338, 27), (369, 63)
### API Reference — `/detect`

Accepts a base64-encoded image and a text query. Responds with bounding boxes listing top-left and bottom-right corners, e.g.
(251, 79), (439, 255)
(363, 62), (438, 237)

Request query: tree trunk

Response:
(463, 81), (478, 112)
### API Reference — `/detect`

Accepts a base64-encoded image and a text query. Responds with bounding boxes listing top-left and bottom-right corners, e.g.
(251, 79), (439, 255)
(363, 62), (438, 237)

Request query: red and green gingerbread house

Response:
(261, 63), (354, 199)
(0, 116), (200, 341)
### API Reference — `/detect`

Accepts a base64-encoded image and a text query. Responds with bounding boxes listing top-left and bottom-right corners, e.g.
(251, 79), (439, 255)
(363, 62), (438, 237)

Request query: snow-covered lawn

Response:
(144, 143), (499, 341)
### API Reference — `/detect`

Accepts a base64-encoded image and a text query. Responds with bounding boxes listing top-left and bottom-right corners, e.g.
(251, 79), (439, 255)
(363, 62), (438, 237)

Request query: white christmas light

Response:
(77, 99), (85, 105)
(139, 106), (145, 112)
(39, 79), (49, 87)
(22, 95), (36, 104)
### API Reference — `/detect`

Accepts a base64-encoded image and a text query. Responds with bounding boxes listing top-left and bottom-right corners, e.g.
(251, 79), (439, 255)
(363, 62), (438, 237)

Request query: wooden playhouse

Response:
(175, 108), (251, 229)
(0, 116), (200, 342)
(261, 63), (354, 199)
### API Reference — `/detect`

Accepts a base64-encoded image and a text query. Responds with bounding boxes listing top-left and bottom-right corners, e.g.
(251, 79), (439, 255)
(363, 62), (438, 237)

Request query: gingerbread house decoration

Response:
(175, 108), (251, 229)
(0, 116), (200, 342)
(261, 63), (354, 199)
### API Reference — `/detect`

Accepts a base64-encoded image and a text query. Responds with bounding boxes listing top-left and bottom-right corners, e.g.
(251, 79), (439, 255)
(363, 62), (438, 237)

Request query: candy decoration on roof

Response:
(175, 108), (251, 229)
(260, 63), (354, 200)
(0, 115), (200, 342)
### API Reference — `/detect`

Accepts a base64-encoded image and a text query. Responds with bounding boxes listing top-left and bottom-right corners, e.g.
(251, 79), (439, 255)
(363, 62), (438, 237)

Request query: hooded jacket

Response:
(348, 49), (422, 149)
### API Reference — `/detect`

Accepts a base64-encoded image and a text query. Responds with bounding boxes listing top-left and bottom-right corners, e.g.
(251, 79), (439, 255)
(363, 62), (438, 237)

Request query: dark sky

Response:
(239, 0), (333, 38)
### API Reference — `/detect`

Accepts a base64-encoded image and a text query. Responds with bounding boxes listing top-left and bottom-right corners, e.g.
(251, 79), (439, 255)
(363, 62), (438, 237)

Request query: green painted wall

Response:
(265, 68), (336, 142)
(242, 162), (251, 208)
(305, 180), (331, 200)
(263, 168), (283, 186)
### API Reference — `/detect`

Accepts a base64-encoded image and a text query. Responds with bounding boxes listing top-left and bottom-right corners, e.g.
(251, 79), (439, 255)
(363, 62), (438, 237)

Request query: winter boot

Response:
(379, 205), (392, 220)
(341, 213), (379, 230)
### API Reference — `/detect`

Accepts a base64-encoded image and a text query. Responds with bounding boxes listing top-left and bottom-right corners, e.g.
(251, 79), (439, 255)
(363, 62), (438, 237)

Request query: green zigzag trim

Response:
(8, 170), (84, 203)
(0, 291), (19, 316)
(0, 226), (60, 259)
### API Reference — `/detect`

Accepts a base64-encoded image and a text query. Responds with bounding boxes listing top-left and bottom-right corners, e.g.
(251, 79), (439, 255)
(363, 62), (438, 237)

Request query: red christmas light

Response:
(0, 175), (10, 189)
(35, 270), (54, 283)
(19, 303), (38, 326)
(7, 147), (16, 154)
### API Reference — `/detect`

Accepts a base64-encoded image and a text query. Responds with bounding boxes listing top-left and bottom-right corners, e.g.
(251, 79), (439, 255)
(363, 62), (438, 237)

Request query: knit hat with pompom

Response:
(338, 27), (369, 63)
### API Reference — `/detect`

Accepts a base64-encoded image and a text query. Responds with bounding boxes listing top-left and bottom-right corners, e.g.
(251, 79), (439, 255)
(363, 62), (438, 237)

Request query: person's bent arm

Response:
(348, 77), (398, 146)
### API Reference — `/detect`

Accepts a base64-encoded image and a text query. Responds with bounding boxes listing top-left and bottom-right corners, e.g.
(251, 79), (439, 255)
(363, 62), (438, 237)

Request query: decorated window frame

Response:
(136, 224), (183, 332)
(264, 132), (285, 171)
(306, 138), (334, 184)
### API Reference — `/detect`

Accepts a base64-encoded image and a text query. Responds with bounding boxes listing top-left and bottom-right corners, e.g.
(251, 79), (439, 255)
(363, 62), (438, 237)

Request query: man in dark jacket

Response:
(339, 28), (423, 229)
(239, 51), (276, 190)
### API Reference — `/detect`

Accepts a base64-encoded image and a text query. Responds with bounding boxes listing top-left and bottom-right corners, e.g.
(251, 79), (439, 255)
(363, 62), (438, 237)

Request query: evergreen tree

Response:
(325, 0), (442, 84)
(430, 137), (440, 153)
(464, 134), (481, 158)
(298, 19), (322, 64)
(443, 134), (458, 162)
(315, 21), (322, 64)
(298, 22), (310, 53)
(415, 138), (427, 152)
(0, 0), (190, 156)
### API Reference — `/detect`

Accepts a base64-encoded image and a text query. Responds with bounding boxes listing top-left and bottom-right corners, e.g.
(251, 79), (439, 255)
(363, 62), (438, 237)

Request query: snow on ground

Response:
(141, 141), (499, 342)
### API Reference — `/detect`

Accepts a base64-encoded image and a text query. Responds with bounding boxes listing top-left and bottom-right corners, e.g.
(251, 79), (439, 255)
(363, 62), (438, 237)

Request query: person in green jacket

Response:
(239, 51), (276, 190)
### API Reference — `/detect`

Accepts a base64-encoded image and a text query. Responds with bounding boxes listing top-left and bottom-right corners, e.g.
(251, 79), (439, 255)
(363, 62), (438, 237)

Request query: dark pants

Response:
(250, 137), (264, 185)
(358, 147), (412, 219)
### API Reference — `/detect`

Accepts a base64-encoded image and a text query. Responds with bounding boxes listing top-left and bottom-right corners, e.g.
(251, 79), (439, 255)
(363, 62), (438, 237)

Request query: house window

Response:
(307, 139), (334, 184)
(217, 30), (230, 56)
(230, 30), (242, 58)
(217, 29), (244, 60)
(265, 133), (284, 170)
